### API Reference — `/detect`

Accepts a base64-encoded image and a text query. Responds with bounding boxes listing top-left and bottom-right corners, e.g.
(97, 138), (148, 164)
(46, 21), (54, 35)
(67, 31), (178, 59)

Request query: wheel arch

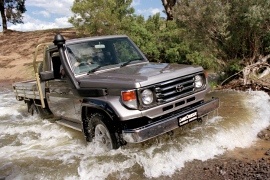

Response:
(81, 100), (121, 142)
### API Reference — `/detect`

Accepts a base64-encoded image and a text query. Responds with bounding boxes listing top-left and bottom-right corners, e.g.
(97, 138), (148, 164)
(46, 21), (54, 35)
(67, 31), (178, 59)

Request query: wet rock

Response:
(257, 126), (270, 141)
(265, 149), (270, 156)
(257, 132), (264, 139)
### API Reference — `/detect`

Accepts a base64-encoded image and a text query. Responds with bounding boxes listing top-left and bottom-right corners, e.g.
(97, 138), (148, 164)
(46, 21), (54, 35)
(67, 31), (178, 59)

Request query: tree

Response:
(173, 0), (270, 84)
(69, 0), (134, 36)
(161, 0), (176, 20)
(69, 0), (217, 69)
(0, 0), (26, 32)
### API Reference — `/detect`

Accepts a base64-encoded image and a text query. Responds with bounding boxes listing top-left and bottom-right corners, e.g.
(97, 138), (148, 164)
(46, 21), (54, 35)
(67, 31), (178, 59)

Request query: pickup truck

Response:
(13, 34), (219, 150)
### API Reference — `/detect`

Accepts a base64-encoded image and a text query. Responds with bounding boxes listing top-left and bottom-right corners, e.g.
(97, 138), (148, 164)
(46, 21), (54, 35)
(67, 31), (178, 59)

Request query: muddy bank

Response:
(176, 156), (270, 180)
(0, 78), (23, 88)
(0, 29), (78, 82)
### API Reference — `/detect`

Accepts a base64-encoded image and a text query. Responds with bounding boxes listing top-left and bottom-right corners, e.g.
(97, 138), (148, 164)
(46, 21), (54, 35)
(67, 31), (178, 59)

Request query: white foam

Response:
(0, 106), (21, 117)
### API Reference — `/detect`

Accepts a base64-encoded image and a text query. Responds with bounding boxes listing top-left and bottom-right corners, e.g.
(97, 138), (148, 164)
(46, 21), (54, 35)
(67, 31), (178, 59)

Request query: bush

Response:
(186, 51), (218, 70)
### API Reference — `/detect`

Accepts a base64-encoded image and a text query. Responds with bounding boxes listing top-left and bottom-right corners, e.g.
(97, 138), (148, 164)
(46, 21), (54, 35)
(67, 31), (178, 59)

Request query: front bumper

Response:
(122, 98), (219, 143)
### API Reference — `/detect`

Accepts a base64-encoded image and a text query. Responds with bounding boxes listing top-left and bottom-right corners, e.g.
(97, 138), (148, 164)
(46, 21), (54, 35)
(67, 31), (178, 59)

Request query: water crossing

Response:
(0, 88), (269, 179)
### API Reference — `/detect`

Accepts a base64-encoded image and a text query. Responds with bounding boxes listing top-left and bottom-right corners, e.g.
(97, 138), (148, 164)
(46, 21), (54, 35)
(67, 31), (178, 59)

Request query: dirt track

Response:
(0, 29), (78, 82)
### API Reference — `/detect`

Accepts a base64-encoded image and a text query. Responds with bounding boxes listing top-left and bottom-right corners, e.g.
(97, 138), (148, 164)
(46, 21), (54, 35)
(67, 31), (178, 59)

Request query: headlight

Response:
(141, 89), (154, 105)
(194, 75), (204, 88)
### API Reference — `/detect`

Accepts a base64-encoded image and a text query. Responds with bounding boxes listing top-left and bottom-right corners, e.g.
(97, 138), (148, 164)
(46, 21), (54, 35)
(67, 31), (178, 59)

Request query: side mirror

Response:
(39, 71), (55, 81)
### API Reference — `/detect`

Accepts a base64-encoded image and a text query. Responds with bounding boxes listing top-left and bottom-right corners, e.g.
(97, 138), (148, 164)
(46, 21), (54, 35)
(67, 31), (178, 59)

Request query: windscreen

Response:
(66, 37), (144, 75)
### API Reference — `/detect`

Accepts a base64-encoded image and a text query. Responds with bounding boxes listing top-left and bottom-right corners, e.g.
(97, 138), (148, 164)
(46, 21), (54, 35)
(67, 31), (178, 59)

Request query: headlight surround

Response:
(194, 75), (204, 88)
(141, 89), (154, 105)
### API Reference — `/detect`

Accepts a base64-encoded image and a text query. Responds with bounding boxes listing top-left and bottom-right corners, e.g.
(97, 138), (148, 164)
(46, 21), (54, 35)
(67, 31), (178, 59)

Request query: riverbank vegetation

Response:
(69, 0), (270, 87)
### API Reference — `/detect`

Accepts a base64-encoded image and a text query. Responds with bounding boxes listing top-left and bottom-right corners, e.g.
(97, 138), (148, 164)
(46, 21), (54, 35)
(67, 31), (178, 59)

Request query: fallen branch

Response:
(220, 71), (242, 86)
(221, 62), (270, 86)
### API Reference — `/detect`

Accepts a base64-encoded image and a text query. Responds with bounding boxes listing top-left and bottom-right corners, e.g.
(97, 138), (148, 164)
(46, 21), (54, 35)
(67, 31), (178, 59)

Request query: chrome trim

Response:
(154, 72), (206, 103)
(122, 98), (219, 143)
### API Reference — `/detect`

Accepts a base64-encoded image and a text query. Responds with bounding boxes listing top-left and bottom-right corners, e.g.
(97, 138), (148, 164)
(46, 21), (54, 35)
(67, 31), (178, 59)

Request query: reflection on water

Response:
(0, 88), (269, 179)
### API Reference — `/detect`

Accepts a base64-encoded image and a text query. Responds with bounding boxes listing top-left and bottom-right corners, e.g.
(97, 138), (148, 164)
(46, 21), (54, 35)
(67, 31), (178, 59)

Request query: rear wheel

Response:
(28, 102), (37, 115)
(27, 100), (52, 118)
(86, 113), (120, 150)
(36, 105), (52, 118)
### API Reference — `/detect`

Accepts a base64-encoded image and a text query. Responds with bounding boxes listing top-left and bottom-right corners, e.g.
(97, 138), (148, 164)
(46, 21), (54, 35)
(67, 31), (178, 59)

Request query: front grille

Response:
(155, 73), (203, 103)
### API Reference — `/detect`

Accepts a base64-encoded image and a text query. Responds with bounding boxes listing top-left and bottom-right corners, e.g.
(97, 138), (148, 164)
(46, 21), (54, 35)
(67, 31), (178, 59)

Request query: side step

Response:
(56, 119), (82, 132)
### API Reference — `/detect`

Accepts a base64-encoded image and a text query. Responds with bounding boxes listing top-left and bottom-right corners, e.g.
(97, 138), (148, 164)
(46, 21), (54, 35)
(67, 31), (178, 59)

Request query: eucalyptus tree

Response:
(68, 0), (218, 69)
(173, 0), (270, 83)
(69, 0), (134, 36)
(161, 0), (177, 20)
(0, 0), (26, 32)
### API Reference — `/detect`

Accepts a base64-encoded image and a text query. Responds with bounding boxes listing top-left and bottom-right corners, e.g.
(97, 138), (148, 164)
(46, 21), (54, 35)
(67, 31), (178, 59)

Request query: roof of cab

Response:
(47, 34), (129, 50)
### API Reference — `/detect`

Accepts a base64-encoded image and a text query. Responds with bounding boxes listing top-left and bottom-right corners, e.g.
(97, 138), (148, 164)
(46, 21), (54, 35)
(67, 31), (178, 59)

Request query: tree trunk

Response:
(161, 0), (176, 21)
(0, 0), (7, 32)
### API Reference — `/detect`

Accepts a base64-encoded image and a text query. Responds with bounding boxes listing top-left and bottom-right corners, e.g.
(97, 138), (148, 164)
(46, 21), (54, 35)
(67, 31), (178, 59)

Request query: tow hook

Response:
(197, 117), (203, 123)
(166, 130), (174, 136)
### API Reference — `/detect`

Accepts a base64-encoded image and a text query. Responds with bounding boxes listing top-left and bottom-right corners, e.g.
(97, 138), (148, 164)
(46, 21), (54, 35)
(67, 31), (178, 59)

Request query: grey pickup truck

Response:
(13, 34), (219, 150)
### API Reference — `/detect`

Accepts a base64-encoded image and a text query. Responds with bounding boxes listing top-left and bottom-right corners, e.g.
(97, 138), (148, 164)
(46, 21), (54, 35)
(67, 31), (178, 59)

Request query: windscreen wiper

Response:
(120, 58), (144, 67)
(87, 65), (102, 74)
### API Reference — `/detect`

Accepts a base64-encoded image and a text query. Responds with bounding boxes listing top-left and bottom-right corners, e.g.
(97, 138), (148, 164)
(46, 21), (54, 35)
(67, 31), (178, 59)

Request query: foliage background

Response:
(69, 0), (270, 81)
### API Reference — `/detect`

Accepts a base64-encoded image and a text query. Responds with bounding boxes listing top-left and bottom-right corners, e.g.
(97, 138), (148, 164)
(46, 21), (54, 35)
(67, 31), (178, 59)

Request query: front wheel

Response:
(86, 113), (120, 150)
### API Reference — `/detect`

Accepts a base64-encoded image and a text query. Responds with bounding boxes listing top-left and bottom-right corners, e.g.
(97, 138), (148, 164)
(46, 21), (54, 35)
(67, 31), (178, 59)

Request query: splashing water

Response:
(0, 89), (269, 179)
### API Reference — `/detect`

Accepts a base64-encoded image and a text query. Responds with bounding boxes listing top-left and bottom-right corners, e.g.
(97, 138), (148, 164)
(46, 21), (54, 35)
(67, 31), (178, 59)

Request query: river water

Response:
(0, 88), (269, 180)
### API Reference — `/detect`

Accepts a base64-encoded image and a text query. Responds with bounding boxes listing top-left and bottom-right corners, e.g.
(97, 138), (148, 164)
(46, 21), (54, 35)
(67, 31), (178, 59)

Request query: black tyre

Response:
(86, 113), (120, 150)
(27, 101), (52, 119)
(28, 102), (37, 116)
(36, 105), (52, 119)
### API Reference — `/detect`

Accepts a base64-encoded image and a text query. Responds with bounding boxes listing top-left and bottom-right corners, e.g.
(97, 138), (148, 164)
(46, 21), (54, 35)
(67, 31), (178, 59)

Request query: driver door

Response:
(46, 53), (80, 122)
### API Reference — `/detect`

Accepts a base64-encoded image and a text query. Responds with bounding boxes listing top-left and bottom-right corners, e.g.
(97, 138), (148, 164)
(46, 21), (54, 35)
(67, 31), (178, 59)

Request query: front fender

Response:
(81, 98), (121, 142)
(81, 98), (118, 121)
